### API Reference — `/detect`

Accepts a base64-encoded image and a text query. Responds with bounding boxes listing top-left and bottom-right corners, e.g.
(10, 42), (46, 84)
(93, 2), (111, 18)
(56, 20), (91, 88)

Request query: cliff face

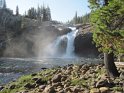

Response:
(74, 24), (99, 57)
(1, 19), (99, 58)
(2, 21), (72, 58)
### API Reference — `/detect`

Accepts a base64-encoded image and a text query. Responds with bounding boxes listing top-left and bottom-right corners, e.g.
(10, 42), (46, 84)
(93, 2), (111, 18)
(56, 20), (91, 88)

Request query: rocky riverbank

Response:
(0, 63), (124, 93)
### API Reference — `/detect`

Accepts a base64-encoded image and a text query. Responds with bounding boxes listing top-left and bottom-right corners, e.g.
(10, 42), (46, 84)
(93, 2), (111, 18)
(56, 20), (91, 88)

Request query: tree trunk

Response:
(104, 53), (120, 77)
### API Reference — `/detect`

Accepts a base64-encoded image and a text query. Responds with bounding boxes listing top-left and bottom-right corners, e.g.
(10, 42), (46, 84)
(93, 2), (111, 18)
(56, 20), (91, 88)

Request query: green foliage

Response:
(69, 12), (90, 24)
(1, 69), (55, 93)
(0, 8), (22, 32)
(71, 78), (87, 86)
(111, 87), (123, 92)
(25, 5), (52, 22)
(89, 0), (124, 54)
(82, 13), (90, 24)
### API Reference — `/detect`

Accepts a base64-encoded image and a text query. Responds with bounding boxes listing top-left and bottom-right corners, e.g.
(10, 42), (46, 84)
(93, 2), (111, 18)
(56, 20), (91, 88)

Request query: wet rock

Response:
(24, 83), (36, 89)
(99, 87), (109, 93)
(43, 85), (56, 93)
(52, 73), (62, 83)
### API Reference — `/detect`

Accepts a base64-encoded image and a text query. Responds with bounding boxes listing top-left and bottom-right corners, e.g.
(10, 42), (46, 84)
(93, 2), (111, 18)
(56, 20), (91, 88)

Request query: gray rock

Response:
(32, 77), (39, 81)
(120, 72), (124, 79)
(82, 64), (89, 71)
(61, 75), (67, 81)
(43, 85), (56, 93)
(90, 88), (100, 93)
(58, 89), (65, 93)
(64, 87), (72, 92)
(99, 87), (109, 93)
(0, 86), (4, 91)
(35, 78), (46, 85)
(56, 86), (63, 92)
(39, 85), (46, 89)
(67, 66), (73, 71)
(96, 79), (109, 88)
(52, 73), (62, 83)
(52, 82), (63, 87)
(24, 83), (36, 89)
(31, 73), (37, 76)
(9, 84), (16, 89)
(73, 86), (81, 93)
(74, 33), (99, 57)
(84, 89), (90, 93)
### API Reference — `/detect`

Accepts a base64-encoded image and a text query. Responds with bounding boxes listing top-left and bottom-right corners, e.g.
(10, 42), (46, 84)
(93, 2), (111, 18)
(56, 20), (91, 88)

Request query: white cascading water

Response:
(53, 27), (78, 58)
(64, 27), (78, 57)
(43, 27), (78, 58)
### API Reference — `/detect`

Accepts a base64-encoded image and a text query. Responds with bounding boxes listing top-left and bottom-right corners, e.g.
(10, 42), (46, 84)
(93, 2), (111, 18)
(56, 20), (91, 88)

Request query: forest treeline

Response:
(0, 0), (52, 30)
(24, 6), (51, 21)
(68, 12), (90, 24)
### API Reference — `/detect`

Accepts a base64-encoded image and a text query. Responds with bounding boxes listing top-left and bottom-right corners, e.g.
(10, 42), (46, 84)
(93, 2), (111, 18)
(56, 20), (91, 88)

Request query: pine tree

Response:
(3, 0), (6, 8)
(16, 5), (19, 16)
(42, 6), (47, 21)
(0, 0), (2, 8)
(46, 6), (51, 21)
(74, 11), (78, 24)
(89, 0), (124, 77)
(37, 5), (41, 19)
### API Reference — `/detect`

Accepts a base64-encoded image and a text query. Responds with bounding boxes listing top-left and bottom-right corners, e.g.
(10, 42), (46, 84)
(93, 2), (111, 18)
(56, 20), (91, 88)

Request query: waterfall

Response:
(54, 27), (78, 58)
(64, 27), (78, 57)
(43, 27), (78, 58)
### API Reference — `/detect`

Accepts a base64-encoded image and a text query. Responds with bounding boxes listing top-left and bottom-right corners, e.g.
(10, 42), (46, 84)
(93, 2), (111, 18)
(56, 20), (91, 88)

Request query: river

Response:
(0, 57), (101, 85)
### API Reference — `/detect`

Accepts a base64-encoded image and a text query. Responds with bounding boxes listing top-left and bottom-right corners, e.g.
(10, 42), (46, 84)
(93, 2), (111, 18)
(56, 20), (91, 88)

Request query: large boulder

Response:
(74, 32), (99, 57)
